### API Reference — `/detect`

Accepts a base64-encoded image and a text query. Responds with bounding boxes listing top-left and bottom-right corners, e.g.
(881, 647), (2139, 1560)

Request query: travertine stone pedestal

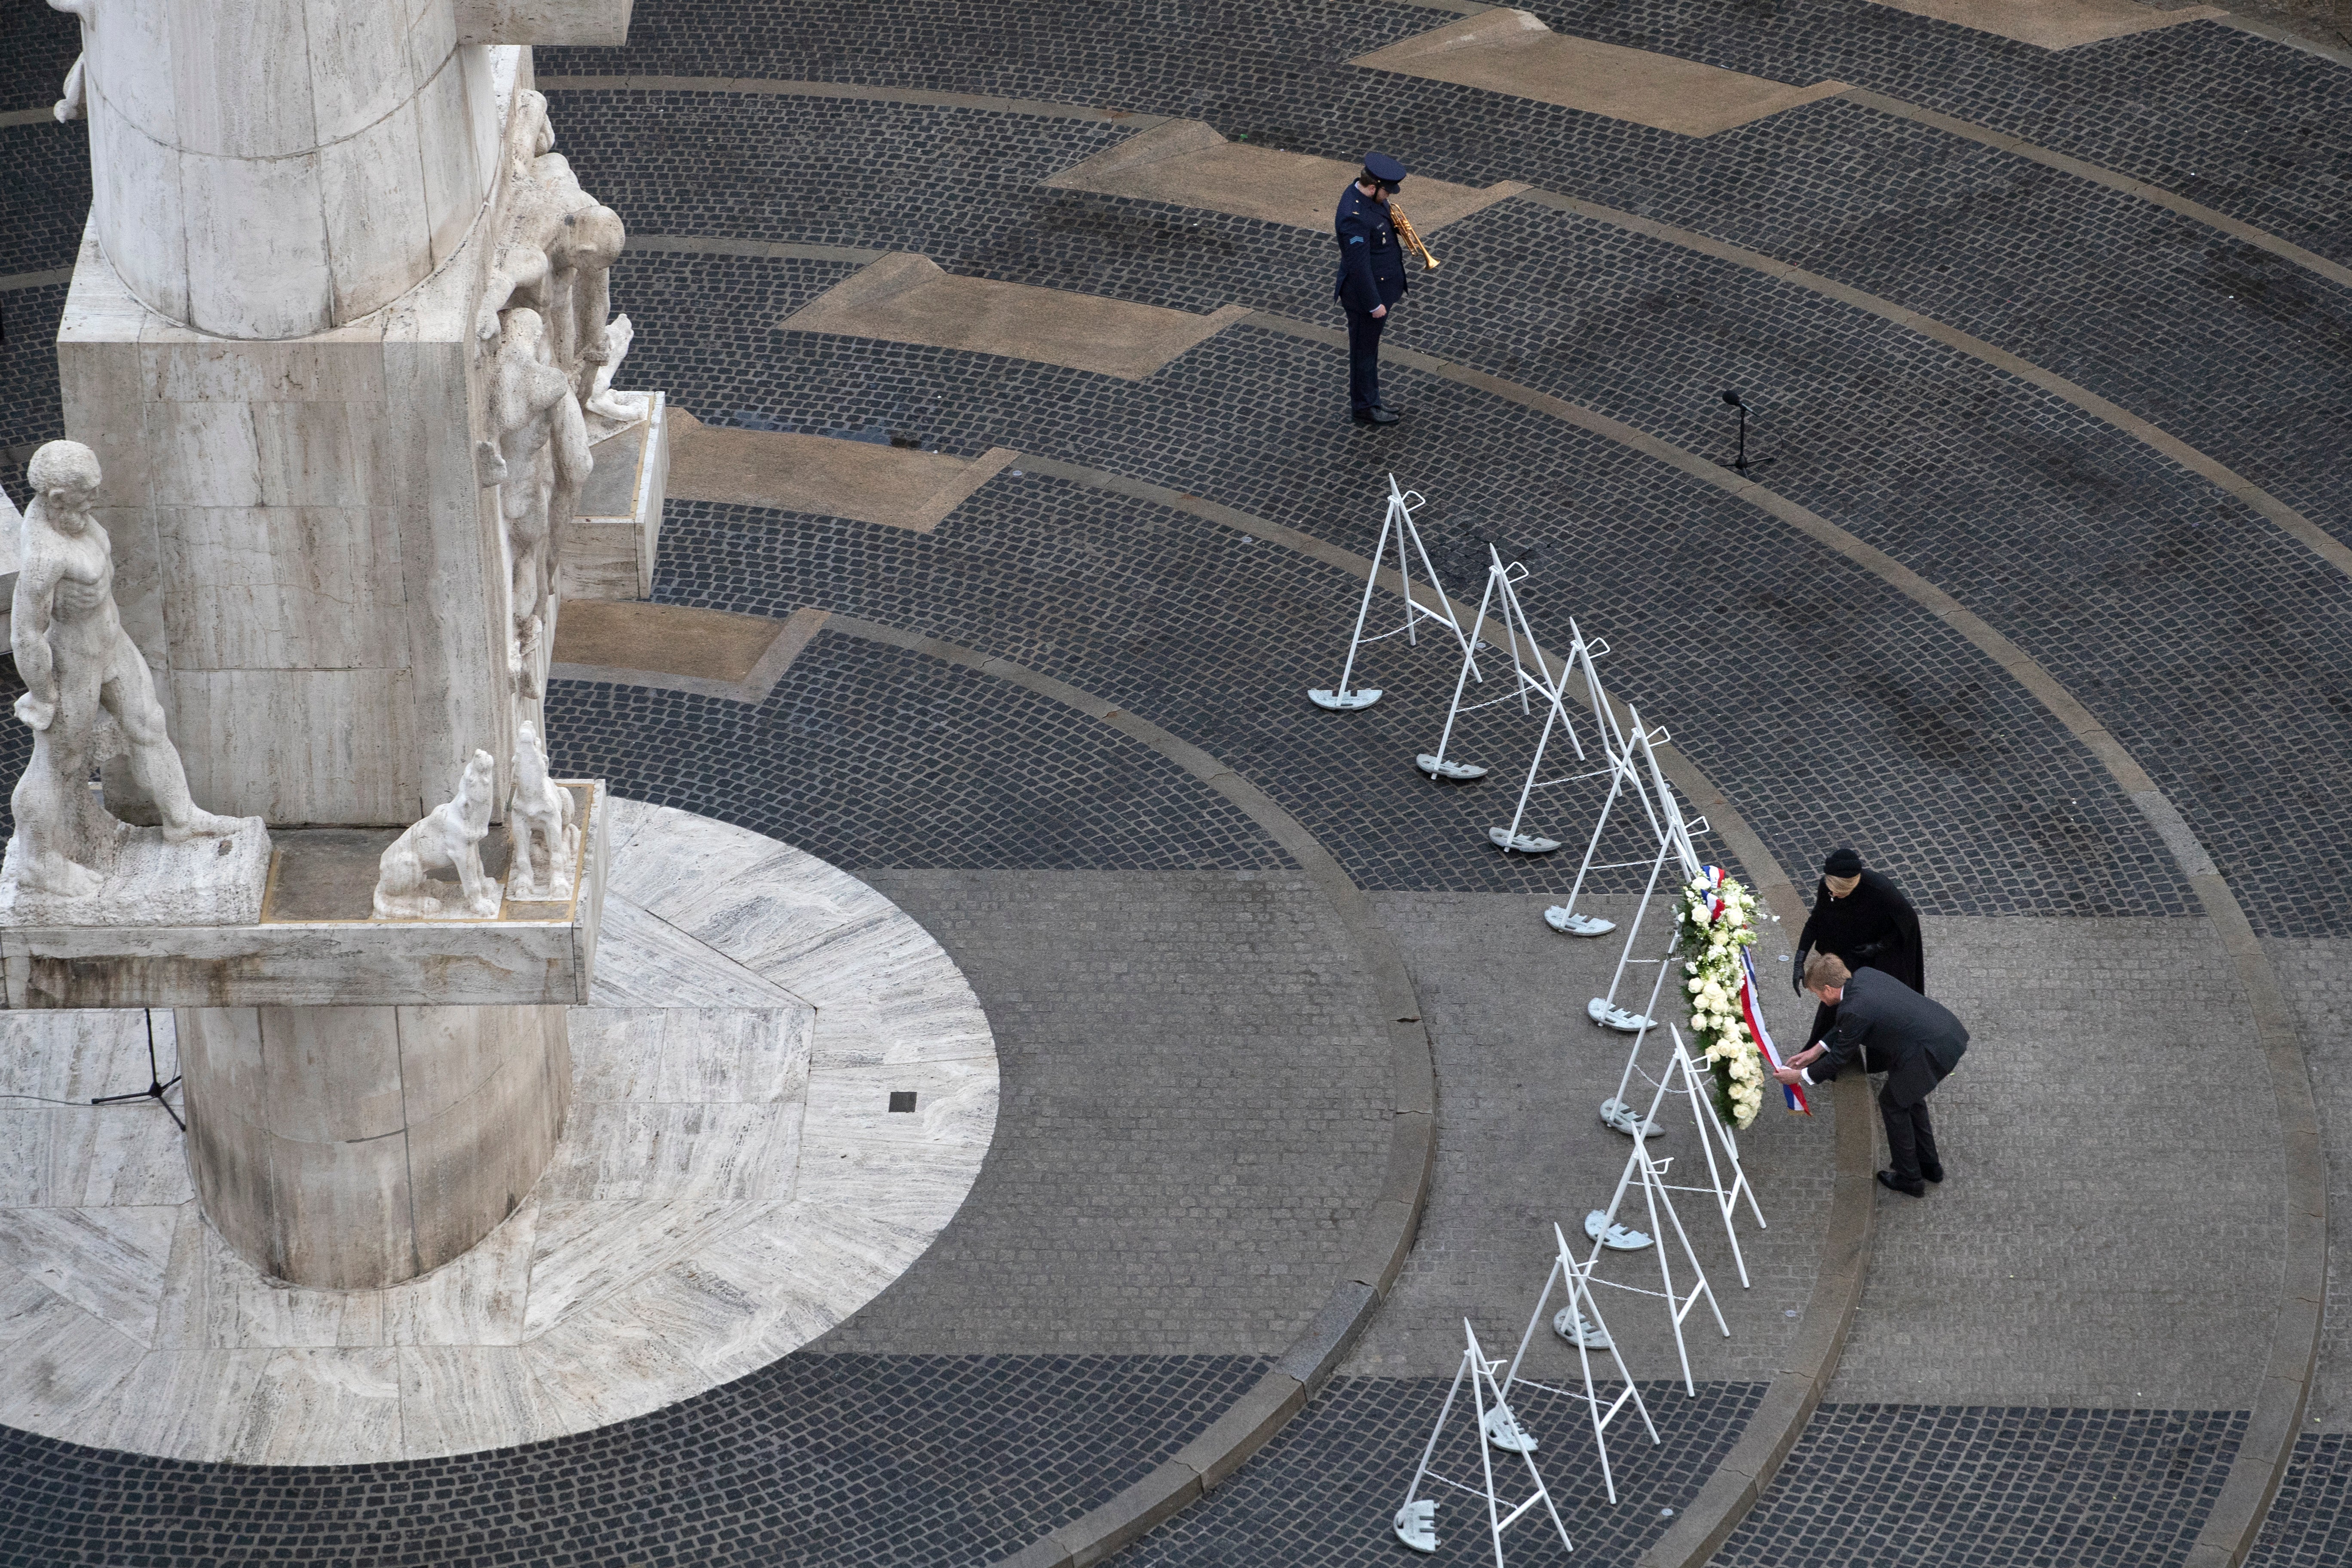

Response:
(178, 1003), (571, 1289)
(557, 392), (669, 601)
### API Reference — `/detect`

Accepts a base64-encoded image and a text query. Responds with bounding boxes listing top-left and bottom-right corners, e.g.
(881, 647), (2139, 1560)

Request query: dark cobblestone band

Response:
(557, 74), (2352, 590)
(538, 67), (2352, 301)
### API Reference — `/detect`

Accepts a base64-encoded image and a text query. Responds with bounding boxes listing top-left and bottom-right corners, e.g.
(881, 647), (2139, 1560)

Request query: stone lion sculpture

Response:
(373, 750), (501, 919)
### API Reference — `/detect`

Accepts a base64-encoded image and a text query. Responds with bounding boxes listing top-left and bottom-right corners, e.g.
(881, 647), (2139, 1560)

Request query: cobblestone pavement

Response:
(1827, 917), (2280, 1410)
(816, 869), (1395, 1357)
(2, 1), (2346, 1564)
(1352, 894), (1830, 1387)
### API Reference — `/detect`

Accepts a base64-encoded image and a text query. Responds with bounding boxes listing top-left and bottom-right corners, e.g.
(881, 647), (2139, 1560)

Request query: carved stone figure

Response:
(583, 312), (652, 441)
(505, 721), (580, 900)
(373, 750), (502, 919)
(49, 4), (90, 123)
(7, 441), (236, 898)
(476, 90), (628, 401)
(478, 308), (591, 683)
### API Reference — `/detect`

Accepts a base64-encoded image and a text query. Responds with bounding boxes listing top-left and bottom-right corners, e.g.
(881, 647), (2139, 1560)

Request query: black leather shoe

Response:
(1877, 1170), (1926, 1197)
(1352, 407), (1400, 426)
(1920, 1163), (1945, 1184)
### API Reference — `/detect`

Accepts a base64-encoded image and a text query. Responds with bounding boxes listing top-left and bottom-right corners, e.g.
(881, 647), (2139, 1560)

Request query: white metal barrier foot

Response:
(1586, 1209), (1654, 1251)
(1308, 687), (1380, 710)
(1599, 1097), (1661, 1139)
(1394, 1499), (1438, 1553)
(1482, 1403), (1537, 1454)
(1416, 753), (1488, 780)
(1554, 1306), (1612, 1349)
(1545, 906), (1616, 936)
(1588, 997), (1655, 1032)
(1488, 827), (1562, 853)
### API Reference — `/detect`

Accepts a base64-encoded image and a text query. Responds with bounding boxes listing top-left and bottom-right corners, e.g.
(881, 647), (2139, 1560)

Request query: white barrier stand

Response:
(1585, 1073), (1730, 1396)
(1308, 473), (1471, 712)
(1591, 713), (1711, 1047)
(1393, 1320), (1577, 1561)
(1488, 599), (1611, 858)
(1543, 631), (1658, 940)
(1654, 1025), (1768, 1287)
(1598, 920), (1679, 1140)
(1417, 548), (1537, 782)
(1496, 1222), (1662, 1505)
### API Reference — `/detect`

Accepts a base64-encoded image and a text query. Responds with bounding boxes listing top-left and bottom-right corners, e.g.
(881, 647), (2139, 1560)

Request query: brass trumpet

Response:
(1388, 201), (1440, 271)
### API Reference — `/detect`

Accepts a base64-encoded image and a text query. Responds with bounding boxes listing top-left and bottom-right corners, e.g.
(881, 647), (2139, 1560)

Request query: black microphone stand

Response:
(91, 1010), (184, 1132)
(1718, 389), (1774, 474)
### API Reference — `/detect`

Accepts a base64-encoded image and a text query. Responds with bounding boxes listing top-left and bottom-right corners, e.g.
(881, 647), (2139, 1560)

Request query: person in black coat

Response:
(1792, 846), (1923, 1047)
(1334, 153), (1410, 426)
(1775, 954), (1968, 1196)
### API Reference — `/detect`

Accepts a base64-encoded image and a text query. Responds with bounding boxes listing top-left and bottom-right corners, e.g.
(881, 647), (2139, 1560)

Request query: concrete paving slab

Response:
(550, 601), (827, 705)
(781, 252), (1250, 380)
(667, 407), (1018, 530)
(1043, 118), (1527, 234)
(1351, 12), (1849, 138)
(1864, 0), (2225, 49)
(810, 869), (1398, 1359)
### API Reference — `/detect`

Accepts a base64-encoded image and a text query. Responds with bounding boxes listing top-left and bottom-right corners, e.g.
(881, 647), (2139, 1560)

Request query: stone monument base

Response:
(555, 392), (669, 601)
(0, 815), (270, 928)
(179, 1001), (573, 1290)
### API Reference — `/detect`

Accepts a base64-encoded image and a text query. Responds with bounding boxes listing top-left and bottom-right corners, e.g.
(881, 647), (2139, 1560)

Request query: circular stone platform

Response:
(0, 798), (998, 1463)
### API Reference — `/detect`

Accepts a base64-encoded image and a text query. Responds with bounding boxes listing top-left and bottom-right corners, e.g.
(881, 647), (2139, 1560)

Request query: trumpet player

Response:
(1334, 153), (1412, 427)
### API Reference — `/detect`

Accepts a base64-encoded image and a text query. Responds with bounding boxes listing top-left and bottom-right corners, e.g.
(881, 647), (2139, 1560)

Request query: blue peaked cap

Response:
(1362, 152), (1409, 184)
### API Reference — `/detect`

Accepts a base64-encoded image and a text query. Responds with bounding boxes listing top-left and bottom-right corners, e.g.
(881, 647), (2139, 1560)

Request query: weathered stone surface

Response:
(1, 785), (609, 1009)
(178, 1002), (573, 1289)
(0, 816), (270, 929)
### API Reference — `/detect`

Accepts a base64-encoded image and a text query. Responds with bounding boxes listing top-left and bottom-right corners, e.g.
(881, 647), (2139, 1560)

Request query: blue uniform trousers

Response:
(1345, 305), (1387, 415)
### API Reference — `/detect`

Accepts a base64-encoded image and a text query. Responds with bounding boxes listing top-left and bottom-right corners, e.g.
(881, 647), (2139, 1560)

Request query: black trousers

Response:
(1345, 304), (1387, 414)
(1842, 1037), (1944, 1184)
(1879, 1087), (1941, 1184)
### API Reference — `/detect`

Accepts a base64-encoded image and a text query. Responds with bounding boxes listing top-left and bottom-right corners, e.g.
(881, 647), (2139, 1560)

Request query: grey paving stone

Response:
(815, 868), (1398, 1357)
(1350, 892), (1831, 1387)
(1826, 916), (2278, 1409)
(2266, 937), (2352, 1431)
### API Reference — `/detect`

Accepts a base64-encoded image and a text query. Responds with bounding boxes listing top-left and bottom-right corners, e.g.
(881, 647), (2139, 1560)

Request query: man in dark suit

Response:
(1773, 953), (1968, 1197)
(1334, 153), (1410, 426)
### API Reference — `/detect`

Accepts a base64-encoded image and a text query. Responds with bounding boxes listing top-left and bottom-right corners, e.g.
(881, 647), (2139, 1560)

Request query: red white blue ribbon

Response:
(1700, 866), (1810, 1116)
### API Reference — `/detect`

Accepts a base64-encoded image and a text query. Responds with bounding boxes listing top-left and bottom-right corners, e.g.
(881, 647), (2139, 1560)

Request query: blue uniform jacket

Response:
(1334, 184), (1408, 313)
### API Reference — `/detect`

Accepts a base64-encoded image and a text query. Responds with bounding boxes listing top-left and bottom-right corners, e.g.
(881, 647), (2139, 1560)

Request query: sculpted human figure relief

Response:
(506, 720), (580, 900)
(6, 441), (236, 898)
(478, 308), (591, 691)
(476, 90), (629, 400)
(583, 312), (652, 440)
(373, 749), (502, 919)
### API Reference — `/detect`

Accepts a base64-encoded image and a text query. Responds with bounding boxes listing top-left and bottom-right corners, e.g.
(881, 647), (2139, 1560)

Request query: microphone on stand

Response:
(1718, 389), (1775, 474)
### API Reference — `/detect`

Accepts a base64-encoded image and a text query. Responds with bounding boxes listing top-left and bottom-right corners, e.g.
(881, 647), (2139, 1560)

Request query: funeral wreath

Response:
(1676, 869), (1767, 1130)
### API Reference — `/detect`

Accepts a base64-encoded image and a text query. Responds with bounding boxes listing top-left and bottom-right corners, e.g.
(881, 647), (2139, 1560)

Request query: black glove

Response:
(1790, 951), (1807, 995)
